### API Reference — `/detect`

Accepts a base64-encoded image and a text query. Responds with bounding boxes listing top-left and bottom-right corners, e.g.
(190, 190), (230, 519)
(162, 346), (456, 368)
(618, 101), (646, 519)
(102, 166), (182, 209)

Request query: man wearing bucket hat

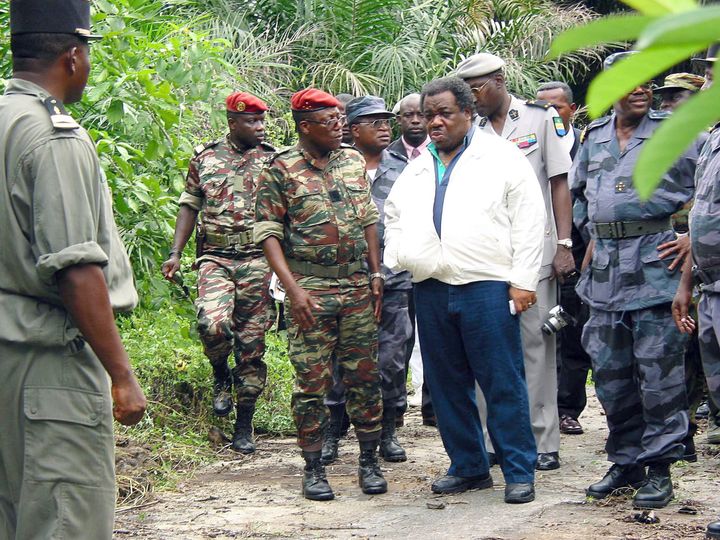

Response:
(655, 72), (706, 112)
(0, 1), (146, 537)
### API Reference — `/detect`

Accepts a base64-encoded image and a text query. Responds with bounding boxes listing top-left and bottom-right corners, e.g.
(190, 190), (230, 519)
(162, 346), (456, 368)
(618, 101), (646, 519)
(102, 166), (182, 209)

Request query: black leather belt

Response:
(593, 218), (672, 239)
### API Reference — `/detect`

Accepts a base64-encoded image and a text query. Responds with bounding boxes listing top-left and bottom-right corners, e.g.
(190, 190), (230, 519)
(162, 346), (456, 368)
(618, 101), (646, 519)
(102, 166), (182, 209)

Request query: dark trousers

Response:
(557, 277), (592, 419)
(415, 279), (536, 483)
(401, 290), (435, 420)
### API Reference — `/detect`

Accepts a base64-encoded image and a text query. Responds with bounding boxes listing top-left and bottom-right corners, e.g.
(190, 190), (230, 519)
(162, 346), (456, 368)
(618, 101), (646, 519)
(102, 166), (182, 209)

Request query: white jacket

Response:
(383, 128), (546, 291)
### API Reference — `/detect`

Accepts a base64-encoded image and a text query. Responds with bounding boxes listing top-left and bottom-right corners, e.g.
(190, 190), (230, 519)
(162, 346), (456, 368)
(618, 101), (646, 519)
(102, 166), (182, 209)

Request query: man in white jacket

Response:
(384, 77), (546, 504)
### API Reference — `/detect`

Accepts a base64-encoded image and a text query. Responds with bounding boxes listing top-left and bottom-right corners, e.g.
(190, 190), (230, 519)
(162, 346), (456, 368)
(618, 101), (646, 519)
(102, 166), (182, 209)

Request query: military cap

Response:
(345, 96), (393, 125)
(291, 88), (340, 111)
(10, 0), (101, 39)
(455, 53), (505, 80)
(603, 51), (637, 70)
(692, 43), (720, 65)
(225, 92), (268, 114)
(654, 73), (705, 94)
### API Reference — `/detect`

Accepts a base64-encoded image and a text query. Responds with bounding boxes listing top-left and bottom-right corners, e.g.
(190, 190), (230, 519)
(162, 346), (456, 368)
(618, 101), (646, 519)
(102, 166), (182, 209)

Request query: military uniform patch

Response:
(553, 116), (567, 137)
(509, 109), (519, 120)
(43, 97), (79, 130)
(511, 133), (538, 149)
(478, 117), (488, 127)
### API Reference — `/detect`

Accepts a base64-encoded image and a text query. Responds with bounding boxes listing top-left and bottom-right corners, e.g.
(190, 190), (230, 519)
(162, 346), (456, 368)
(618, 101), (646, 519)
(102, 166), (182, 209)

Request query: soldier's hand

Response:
(672, 287), (696, 334)
(551, 247), (575, 283)
(161, 255), (181, 280)
(509, 287), (536, 314)
(288, 286), (319, 330)
(657, 235), (690, 271)
(370, 277), (384, 322)
(111, 372), (147, 426)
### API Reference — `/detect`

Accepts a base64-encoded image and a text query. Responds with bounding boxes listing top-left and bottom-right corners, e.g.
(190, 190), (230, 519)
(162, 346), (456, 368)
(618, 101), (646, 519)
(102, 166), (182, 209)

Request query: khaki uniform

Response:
(475, 96), (572, 454)
(0, 79), (137, 539)
(254, 144), (383, 448)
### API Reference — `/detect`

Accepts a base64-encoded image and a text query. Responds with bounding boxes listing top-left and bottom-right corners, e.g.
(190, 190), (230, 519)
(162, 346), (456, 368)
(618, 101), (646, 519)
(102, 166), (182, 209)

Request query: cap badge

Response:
(236, 101), (246, 112)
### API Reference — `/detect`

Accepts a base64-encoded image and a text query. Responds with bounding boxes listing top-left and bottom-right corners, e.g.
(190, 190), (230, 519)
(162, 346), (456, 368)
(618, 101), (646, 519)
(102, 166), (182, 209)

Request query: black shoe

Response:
(586, 464), (646, 499)
(697, 401), (710, 419)
(707, 519), (720, 539)
(212, 364), (233, 417)
(633, 464), (673, 509)
(431, 473), (493, 494)
(536, 452), (560, 471)
(379, 409), (407, 463)
(358, 445), (387, 494)
(559, 414), (584, 435)
(302, 452), (334, 501)
(488, 452), (497, 468)
(231, 404), (256, 454)
(422, 415), (437, 427)
(505, 483), (535, 504)
(682, 435), (698, 463)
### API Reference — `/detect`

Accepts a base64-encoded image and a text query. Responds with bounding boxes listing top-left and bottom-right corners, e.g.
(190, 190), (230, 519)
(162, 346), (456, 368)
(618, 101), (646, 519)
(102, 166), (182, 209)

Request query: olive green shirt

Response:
(0, 79), (137, 346)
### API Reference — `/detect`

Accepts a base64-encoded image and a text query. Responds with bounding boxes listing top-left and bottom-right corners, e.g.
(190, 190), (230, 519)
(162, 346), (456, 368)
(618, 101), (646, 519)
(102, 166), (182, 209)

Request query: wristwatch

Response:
(369, 272), (386, 281)
(557, 238), (573, 249)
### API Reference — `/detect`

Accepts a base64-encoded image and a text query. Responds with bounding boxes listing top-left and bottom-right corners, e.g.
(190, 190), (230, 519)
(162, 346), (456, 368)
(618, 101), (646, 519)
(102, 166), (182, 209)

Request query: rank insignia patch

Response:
(511, 133), (538, 149)
(509, 109), (519, 120)
(553, 116), (567, 136)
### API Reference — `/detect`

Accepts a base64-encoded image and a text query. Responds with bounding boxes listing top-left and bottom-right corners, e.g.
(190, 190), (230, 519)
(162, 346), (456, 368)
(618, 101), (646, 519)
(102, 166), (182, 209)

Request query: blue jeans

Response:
(414, 279), (536, 483)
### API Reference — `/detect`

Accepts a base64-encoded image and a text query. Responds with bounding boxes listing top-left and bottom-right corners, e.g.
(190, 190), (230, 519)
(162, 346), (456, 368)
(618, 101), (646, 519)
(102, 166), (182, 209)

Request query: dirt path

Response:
(114, 389), (720, 539)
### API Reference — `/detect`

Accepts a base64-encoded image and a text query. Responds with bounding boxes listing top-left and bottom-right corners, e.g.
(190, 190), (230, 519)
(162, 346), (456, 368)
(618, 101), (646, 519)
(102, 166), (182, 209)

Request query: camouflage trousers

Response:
(582, 304), (688, 465)
(325, 289), (413, 410)
(196, 256), (274, 404)
(697, 293), (720, 425)
(285, 285), (382, 449)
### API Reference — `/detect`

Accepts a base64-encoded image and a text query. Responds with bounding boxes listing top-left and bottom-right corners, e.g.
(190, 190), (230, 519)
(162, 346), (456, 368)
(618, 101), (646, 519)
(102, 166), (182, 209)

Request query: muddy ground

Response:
(114, 388), (720, 539)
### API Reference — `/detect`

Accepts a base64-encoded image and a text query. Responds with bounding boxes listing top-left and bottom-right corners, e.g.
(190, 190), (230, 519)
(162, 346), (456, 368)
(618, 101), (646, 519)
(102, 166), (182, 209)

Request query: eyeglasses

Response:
(305, 115), (347, 128)
(355, 118), (394, 129)
(469, 79), (493, 96)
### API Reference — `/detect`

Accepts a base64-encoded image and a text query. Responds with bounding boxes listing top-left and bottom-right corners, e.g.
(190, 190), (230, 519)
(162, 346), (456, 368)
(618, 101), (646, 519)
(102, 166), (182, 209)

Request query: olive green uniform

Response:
(0, 79), (137, 539)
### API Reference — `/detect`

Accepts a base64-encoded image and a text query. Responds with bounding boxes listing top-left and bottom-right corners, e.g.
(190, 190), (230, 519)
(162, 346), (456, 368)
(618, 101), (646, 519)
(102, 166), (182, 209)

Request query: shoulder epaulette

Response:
(580, 116), (612, 144)
(525, 99), (552, 110)
(387, 148), (408, 163)
(193, 139), (221, 156)
(267, 145), (295, 164)
(648, 109), (671, 121)
(258, 141), (276, 152)
(43, 97), (79, 130)
(340, 143), (362, 155)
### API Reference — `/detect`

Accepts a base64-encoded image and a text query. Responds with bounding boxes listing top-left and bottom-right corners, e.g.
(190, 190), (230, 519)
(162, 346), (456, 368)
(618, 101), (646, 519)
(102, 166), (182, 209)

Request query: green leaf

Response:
(620, 0), (697, 16)
(634, 82), (720, 199)
(586, 44), (705, 118)
(548, 14), (657, 59)
(107, 99), (125, 123)
(635, 6), (720, 49)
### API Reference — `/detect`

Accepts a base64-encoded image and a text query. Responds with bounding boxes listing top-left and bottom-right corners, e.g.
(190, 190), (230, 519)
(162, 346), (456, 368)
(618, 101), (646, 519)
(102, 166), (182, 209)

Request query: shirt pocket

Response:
(343, 177), (371, 222)
(287, 182), (332, 229)
(202, 176), (232, 215)
(589, 248), (610, 282)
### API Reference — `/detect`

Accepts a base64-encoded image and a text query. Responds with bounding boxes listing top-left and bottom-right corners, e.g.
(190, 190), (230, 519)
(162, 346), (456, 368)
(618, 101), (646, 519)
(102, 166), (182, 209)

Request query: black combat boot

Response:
(212, 363), (233, 417)
(302, 451), (334, 501)
(231, 403), (256, 454)
(682, 423), (698, 463)
(321, 406), (345, 464)
(358, 440), (388, 495)
(633, 463), (673, 509)
(586, 463), (646, 499)
(379, 407), (407, 462)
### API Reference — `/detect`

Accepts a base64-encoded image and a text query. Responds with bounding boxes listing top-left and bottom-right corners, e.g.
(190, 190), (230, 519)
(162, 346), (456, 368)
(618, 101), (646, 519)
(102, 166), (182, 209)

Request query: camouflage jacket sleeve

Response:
(253, 162), (286, 244)
(178, 156), (203, 211)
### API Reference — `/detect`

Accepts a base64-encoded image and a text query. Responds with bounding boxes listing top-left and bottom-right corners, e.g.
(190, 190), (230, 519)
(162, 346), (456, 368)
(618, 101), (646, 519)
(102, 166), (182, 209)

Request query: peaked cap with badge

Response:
(291, 88), (340, 111)
(226, 91), (268, 114)
(10, 0), (101, 39)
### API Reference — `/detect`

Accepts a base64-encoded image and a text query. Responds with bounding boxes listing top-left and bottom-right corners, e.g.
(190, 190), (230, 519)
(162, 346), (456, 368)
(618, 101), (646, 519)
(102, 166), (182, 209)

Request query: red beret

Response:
(226, 92), (268, 114)
(290, 88), (340, 111)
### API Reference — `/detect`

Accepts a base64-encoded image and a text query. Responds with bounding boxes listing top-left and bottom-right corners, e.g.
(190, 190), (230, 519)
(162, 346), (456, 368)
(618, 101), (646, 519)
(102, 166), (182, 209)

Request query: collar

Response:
(296, 143), (342, 171)
(401, 135), (430, 156)
(427, 125), (476, 162)
(4, 78), (51, 99)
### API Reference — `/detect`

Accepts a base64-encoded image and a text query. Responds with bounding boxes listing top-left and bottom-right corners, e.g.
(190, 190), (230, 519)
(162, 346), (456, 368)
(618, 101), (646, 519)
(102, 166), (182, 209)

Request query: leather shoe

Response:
(422, 415), (437, 427)
(706, 519), (720, 539)
(559, 415), (584, 435)
(696, 401), (710, 419)
(536, 452), (560, 471)
(633, 464), (673, 509)
(682, 435), (698, 463)
(431, 473), (493, 494)
(505, 483), (535, 504)
(488, 452), (497, 468)
(586, 463), (646, 499)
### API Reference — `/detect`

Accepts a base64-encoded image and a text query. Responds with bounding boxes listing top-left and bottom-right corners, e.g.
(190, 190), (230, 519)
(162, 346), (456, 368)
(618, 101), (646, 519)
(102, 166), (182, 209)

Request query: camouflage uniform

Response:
(254, 144), (383, 448)
(690, 126), (720, 427)
(326, 148), (413, 410)
(179, 136), (275, 403)
(570, 110), (700, 465)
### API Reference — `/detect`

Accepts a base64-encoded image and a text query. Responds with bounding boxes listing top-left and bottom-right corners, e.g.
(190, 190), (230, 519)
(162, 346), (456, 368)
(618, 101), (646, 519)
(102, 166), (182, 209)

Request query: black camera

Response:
(541, 305), (577, 335)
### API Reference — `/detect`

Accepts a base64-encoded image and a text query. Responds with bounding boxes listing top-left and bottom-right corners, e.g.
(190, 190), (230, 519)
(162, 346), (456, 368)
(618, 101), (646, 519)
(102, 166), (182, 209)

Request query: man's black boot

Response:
(633, 463), (673, 509)
(682, 423), (698, 462)
(231, 403), (256, 454)
(321, 406), (345, 464)
(706, 519), (720, 539)
(358, 440), (387, 494)
(586, 463), (646, 499)
(212, 363), (233, 417)
(379, 407), (407, 462)
(302, 451), (334, 501)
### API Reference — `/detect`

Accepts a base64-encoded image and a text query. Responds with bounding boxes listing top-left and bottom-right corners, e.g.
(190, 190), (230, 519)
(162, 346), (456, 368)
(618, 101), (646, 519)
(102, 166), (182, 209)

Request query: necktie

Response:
(410, 147), (421, 159)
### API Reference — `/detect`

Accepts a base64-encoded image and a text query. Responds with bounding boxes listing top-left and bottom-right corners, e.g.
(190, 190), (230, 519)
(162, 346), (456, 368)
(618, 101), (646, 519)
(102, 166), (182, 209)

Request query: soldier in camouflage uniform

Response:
(570, 52), (701, 509)
(319, 96), (412, 465)
(254, 88), (386, 501)
(162, 92), (275, 454)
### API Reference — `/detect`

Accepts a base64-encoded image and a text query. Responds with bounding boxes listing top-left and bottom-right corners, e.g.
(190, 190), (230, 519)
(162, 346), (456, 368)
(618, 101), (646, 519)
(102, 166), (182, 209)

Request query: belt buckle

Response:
(609, 221), (625, 239)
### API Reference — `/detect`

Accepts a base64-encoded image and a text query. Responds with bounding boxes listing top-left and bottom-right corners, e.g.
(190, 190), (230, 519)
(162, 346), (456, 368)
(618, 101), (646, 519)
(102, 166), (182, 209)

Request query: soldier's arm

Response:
(364, 223), (383, 320)
(672, 251), (696, 333)
(162, 205), (198, 280)
(58, 264), (146, 425)
(550, 174), (574, 277)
